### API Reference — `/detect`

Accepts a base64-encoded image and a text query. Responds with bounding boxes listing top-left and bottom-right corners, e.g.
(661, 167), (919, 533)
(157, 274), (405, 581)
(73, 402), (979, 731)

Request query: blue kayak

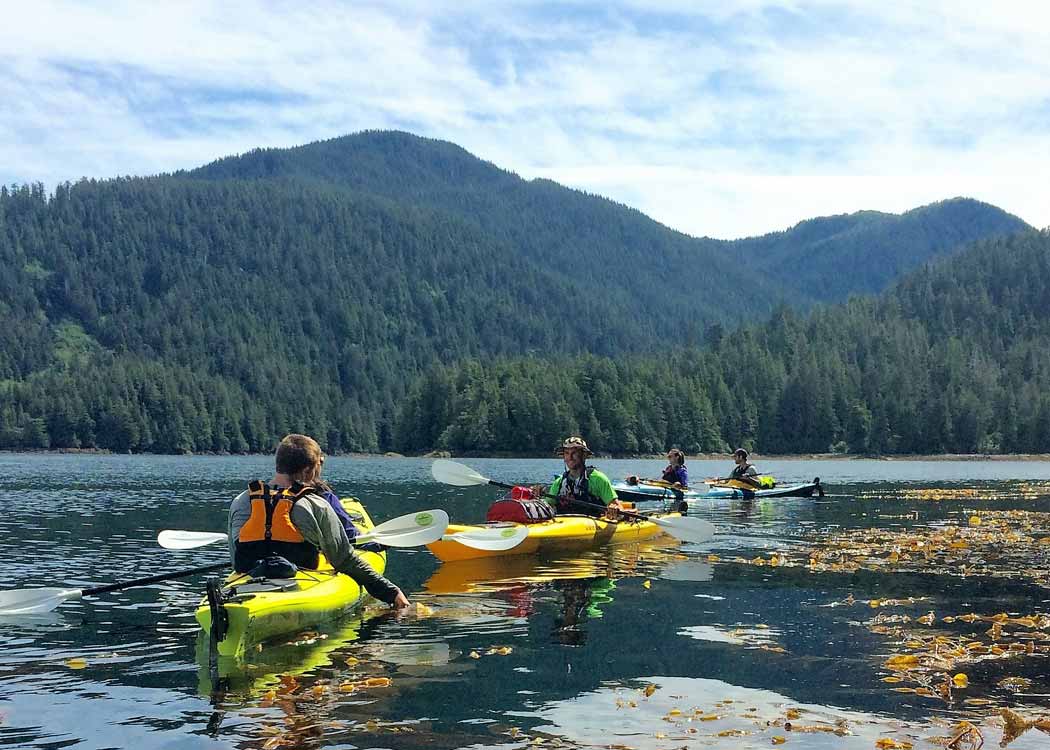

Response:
(702, 478), (823, 499)
(613, 478), (823, 502)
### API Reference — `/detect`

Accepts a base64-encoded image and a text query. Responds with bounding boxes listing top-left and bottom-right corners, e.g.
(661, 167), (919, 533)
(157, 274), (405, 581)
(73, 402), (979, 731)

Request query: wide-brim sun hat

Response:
(558, 436), (593, 456)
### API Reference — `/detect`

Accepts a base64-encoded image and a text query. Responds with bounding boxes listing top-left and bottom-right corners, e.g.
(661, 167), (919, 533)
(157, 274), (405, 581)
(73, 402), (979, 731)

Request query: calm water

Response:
(2, 455), (1050, 749)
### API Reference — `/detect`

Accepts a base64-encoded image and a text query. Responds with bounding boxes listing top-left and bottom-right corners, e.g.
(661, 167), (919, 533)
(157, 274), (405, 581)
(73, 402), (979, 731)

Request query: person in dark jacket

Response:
(723, 448), (761, 488)
(660, 448), (689, 487)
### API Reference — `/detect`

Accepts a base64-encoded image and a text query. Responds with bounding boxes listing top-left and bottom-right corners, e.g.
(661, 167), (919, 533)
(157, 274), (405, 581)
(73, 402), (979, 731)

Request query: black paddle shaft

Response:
(83, 562), (227, 597)
(484, 479), (652, 522)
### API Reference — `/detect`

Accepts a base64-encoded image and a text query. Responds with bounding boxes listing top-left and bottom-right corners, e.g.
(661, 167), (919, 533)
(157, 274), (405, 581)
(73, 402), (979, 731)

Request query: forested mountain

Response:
(1, 178), (636, 452)
(191, 131), (788, 330)
(397, 229), (1050, 456)
(0, 131), (1034, 453)
(736, 198), (1028, 300)
(191, 132), (1028, 306)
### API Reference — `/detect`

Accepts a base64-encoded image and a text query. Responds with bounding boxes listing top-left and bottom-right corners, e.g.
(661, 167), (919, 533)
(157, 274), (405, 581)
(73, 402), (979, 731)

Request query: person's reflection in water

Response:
(500, 583), (537, 618)
(551, 577), (616, 646)
(730, 497), (757, 523)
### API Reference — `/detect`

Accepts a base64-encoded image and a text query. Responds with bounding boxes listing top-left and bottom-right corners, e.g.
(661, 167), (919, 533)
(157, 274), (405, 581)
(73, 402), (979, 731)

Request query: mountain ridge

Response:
(0, 131), (1034, 452)
(190, 131), (1030, 303)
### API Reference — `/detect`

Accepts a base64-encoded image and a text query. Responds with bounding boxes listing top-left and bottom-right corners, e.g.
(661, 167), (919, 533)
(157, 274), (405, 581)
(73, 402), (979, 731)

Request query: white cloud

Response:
(1, 1), (1048, 237)
(534, 168), (1047, 239)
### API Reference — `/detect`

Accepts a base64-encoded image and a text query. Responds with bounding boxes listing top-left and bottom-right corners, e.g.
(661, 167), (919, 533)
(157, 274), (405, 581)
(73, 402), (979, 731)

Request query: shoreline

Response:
(442, 452), (1050, 462)
(8, 449), (1050, 462)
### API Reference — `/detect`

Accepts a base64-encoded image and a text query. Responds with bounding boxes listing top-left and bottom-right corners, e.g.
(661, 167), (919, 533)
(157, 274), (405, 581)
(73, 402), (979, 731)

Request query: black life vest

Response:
(730, 462), (756, 481)
(234, 480), (320, 573)
(555, 467), (603, 517)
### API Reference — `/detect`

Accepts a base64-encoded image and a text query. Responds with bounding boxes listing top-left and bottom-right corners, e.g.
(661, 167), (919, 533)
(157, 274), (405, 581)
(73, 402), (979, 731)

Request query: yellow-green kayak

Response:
(195, 498), (386, 658)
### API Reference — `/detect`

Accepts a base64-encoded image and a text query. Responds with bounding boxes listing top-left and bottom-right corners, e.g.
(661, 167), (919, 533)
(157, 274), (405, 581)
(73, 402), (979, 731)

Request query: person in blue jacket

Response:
(660, 448), (689, 487)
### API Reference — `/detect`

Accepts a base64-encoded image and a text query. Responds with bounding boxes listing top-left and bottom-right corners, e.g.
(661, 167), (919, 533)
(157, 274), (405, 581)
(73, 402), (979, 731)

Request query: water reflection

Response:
(549, 577), (617, 646)
(528, 674), (1050, 749)
(424, 542), (687, 647)
(5, 455), (1050, 749)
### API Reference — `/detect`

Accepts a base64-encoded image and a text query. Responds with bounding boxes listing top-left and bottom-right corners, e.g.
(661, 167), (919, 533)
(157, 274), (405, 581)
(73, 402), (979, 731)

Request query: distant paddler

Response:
(626, 448), (689, 490)
(709, 447), (763, 489)
(550, 436), (623, 518)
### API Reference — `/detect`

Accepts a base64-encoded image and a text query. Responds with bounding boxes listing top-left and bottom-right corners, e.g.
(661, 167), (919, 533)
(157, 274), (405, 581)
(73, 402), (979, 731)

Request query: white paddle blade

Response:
(157, 530), (229, 550)
(444, 524), (529, 551)
(0, 587), (83, 615)
(431, 459), (489, 487)
(651, 516), (716, 545)
(357, 509), (450, 548)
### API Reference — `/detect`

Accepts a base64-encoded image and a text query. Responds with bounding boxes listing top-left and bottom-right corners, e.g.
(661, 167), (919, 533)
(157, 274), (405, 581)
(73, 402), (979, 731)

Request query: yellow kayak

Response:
(195, 498), (386, 658)
(426, 512), (679, 563)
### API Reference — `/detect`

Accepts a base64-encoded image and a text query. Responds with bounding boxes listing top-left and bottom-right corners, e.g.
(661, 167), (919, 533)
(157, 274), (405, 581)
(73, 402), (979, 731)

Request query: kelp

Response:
(703, 506), (1050, 745)
(718, 510), (1050, 586)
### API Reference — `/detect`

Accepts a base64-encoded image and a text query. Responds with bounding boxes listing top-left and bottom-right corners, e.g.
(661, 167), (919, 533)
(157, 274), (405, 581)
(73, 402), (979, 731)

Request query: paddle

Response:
(158, 509), (452, 551)
(0, 562), (227, 615)
(704, 478), (761, 490)
(627, 477), (683, 490)
(431, 460), (716, 545)
(440, 524), (530, 551)
(622, 477), (687, 504)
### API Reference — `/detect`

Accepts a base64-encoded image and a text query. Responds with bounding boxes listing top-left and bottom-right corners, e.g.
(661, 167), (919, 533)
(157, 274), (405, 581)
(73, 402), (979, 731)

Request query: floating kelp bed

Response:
(697, 507), (1050, 745)
(524, 675), (1050, 749)
(708, 510), (1050, 583)
(853, 481), (1050, 503)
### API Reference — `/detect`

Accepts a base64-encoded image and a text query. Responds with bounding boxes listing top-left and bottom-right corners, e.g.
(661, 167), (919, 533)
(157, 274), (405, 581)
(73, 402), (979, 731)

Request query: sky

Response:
(2, 1), (1048, 239)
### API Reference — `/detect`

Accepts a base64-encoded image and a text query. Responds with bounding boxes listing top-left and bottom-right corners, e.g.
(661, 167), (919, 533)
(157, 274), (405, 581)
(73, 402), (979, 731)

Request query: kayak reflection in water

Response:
(549, 436), (623, 519)
(228, 433), (410, 609)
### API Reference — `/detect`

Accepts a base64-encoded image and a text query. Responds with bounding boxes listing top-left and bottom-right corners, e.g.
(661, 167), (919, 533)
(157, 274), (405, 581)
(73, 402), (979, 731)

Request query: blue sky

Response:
(3, 0), (1048, 239)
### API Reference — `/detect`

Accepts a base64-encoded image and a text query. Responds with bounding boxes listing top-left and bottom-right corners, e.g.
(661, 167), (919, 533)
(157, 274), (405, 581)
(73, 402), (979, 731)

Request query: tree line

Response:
(396, 230), (1050, 456)
(0, 131), (1038, 454)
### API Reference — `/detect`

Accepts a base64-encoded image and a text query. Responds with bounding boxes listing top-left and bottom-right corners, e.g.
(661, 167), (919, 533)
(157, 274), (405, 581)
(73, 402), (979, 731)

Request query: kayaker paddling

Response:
(717, 448), (761, 489)
(549, 436), (622, 518)
(662, 448), (689, 487)
(626, 447), (689, 489)
(229, 434), (410, 609)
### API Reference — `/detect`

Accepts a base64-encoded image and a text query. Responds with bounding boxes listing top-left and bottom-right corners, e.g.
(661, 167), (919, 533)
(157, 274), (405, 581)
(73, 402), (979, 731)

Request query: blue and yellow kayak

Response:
(614, 478), (823, 501)
(702, 477), (824, 499)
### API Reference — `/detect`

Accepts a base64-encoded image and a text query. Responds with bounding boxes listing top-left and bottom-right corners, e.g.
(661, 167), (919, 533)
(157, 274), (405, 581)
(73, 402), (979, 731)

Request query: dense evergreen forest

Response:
(192, 132), (1027, 303)
(0, 131), (1034, 453)
(397, 230), (1050, 456)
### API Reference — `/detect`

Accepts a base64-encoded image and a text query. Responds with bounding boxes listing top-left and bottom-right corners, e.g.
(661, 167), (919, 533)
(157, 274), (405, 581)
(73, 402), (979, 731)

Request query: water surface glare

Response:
(2, 455), (1050, 748)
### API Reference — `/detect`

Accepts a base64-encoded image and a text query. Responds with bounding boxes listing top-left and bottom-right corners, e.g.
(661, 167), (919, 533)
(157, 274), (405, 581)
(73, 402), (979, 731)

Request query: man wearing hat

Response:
(548, 436), (621, 517)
